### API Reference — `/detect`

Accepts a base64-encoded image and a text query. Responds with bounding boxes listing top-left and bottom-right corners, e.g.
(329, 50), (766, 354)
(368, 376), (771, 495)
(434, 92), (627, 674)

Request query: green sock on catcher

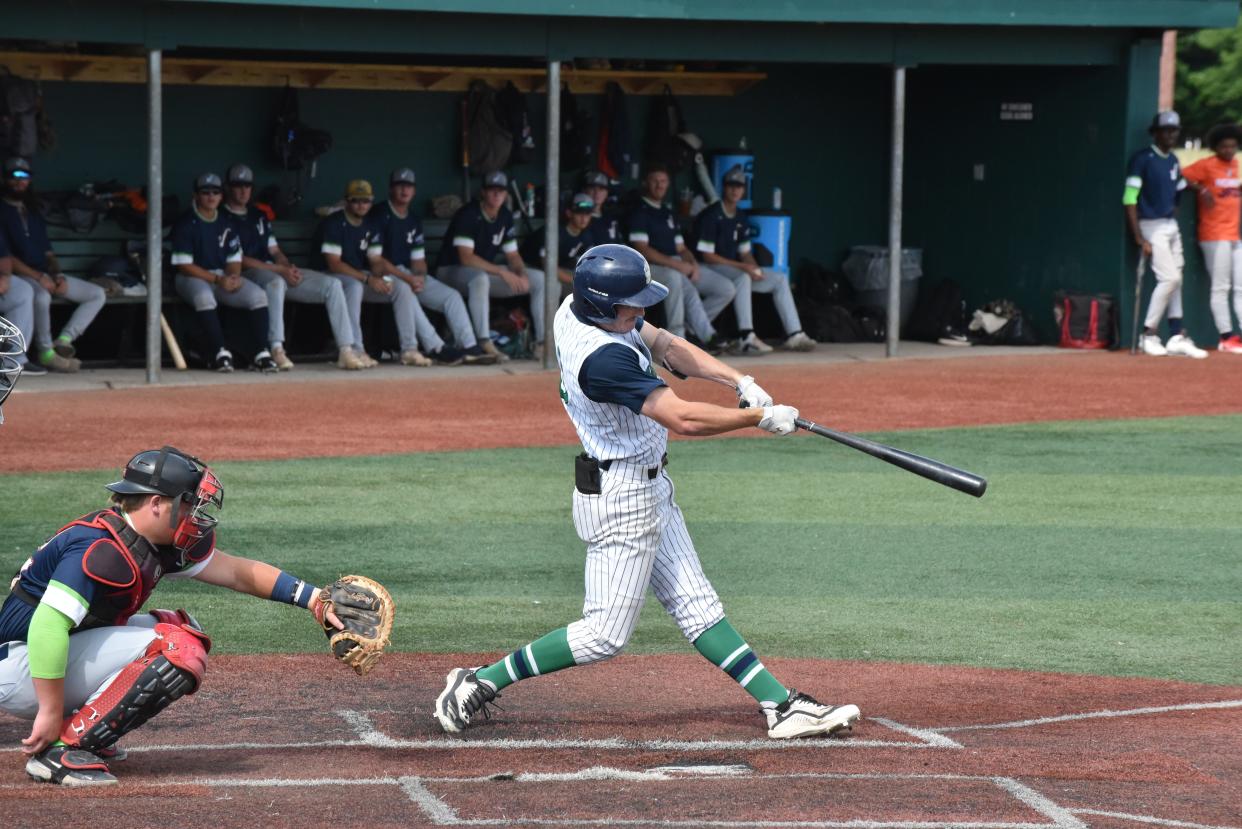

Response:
(476, 627), (575, 691)
(694, 618), (789, 706)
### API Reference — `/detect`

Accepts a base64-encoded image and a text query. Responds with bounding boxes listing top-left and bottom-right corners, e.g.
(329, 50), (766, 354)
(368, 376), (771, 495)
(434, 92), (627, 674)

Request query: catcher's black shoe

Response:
(434, 667), (499, 734)
(26, 744), (118, 787)
(763, 691), (860, 739)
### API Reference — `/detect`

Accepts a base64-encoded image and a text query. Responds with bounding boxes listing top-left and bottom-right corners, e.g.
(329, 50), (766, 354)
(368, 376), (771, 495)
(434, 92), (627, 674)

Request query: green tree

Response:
(1177, 19), (1242, 139)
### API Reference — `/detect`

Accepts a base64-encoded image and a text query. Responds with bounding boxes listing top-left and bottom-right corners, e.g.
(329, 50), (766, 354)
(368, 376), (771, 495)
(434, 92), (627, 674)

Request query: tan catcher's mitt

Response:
(316, 575), (395, 675)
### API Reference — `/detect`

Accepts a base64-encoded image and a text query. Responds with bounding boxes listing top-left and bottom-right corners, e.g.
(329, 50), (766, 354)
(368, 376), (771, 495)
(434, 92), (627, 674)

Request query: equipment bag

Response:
(465, 80), (513, 175)
(597, 82), (633, 180)
(270, 86), (333, 172)
(906, 278), (967, 342)
(560, 84), (594, 172)
(496, 82), (535, 165)
(1053, 291), (1117, 349)
(643, 85), (692, 174)
(0, 68), (41, 158)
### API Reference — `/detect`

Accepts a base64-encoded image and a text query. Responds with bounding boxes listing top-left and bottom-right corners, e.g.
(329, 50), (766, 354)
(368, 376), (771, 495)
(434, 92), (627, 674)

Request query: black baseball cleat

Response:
(428, 345), (466, 366)
(212, 349), (234, 373)
(251, 350), (279, 374)
(462, 344), (498, 365)
(26, 744), (118, 786)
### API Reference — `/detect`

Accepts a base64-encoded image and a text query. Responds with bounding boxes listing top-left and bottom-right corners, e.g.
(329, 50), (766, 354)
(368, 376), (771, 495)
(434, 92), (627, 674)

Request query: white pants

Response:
(244, 267), (353, 350)
(1140, 218), (1185, 330)
(710, 264), (804, 335)
(0, 276), (35, 366)
(566, 463), (724, 664)
(16, 274), (106, 351)
(1199, 240), (1242, 335)
(437, 265), (548, 342)
(0, 615), (159, 719)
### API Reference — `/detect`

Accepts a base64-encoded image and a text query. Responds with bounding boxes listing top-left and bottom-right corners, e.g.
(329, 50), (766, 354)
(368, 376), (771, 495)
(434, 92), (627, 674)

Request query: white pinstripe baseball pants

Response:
(567, 462), (724, 664)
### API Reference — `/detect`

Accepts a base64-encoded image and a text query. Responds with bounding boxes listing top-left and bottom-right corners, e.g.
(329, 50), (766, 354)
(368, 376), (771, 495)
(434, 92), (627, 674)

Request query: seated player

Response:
(0, 447), (344, 786)
(519, 191), (599, 305)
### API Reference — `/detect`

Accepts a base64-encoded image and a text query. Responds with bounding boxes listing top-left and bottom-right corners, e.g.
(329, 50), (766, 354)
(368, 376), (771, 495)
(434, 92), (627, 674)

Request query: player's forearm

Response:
(661, 335), (745, 388)
(557, 267), (574, 285)
(272, 249), (292, 268)
(458, 249), (500, 274)
(32, 677), (65, 718)
(195, 550), (280, 599)
(178, 263), (220, 283)
(505, 252), (527, 278)
(408, 258), (428, 277)
(326, 256), (368, 281)
(44, 252), (62, 275)
(370, 256), (401, 277)
(643, 393), (763, 437)
(241, 255), (271, 272)
(9, 257), (42, 279)
(1124, 205), (1143, 244)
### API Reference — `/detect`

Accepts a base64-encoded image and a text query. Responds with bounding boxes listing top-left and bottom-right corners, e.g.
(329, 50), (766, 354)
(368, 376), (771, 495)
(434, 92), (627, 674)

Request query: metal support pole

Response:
(541, 59), (561, 370)
(146, 49), (163, 384)
(886, 66), (906, 359)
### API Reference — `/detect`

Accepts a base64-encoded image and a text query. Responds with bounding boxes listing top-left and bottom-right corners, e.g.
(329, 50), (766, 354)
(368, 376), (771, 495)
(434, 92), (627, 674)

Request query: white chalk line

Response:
(933, 699), (1242, 733)
(1069, 810), (1241, 829)
(871, 718), (964, 748)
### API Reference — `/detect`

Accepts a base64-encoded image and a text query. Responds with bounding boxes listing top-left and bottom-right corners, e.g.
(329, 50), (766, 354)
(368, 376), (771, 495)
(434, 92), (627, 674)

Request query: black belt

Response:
(598, 453), (668, 479)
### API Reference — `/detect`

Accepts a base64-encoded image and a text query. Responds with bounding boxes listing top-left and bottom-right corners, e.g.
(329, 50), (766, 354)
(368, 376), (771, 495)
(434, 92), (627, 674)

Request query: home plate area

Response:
(0, 654), (1238, 828)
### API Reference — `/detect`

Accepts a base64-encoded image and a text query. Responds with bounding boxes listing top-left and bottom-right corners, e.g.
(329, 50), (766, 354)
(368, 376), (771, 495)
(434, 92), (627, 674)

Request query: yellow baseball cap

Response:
(345, 179), (374, 200)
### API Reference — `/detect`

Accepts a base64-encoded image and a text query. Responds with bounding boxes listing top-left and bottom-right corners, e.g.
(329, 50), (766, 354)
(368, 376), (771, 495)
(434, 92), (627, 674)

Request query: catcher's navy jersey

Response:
(318, 212), (380, 271)
(170, 208), (243, 271)
(0, 202), (52, 271)
(694, 202), (752, 261)
(225, 205), (278, 262)
(0, 516), (212, 642)
(436, 201), (518, 270)
(627, 199), (683, 256)
(370, 201), (427, 264)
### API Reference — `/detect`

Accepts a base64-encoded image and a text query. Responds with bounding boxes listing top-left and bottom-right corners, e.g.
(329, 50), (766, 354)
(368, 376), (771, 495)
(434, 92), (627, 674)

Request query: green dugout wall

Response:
(5, 0), (1237, 364)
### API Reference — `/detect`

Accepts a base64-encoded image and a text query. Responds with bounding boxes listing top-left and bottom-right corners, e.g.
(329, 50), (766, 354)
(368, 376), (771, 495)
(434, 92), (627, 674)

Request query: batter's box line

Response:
(336, 710), (951, 751)
(927, 699), (1242, 734)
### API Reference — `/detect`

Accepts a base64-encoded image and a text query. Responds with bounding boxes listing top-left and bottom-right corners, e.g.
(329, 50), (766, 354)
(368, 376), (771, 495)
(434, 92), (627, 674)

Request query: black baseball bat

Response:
(795, 417), (987, 498)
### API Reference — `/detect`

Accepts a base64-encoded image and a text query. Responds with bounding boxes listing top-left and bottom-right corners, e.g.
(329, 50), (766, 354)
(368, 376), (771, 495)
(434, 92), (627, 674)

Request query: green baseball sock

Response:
(693, 618), (789, 706)
(476, 627), (576, 691)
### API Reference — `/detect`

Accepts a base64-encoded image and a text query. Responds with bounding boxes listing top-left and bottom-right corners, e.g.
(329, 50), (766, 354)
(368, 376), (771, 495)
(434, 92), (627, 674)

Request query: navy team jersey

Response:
(694, 202), (752, 261)
(1126, 147), (1186, 220)
(225, 205), (278, 262)
(521, 223), (597, 270)
(627, 199), (683, 257)
(577, 317), (665, 414)
(370, 201), (427, 266)
(0, 201), (52, 271)
(318, 212), (380, 271)
(0, 220), (10, 258)
(170, 207), (243, 271)
(588, 211), (622, 244)
(436, 201), (518, 270)
(0, 514), (214, 642)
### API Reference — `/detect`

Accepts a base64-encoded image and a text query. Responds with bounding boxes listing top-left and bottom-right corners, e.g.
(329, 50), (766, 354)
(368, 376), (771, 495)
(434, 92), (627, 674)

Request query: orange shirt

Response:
(1183, 155), (1241, 241)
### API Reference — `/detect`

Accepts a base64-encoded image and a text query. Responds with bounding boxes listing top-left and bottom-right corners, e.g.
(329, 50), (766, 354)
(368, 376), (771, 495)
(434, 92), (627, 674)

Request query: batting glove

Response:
(758, 405), (799, 435)
(736, 375), (774, 409)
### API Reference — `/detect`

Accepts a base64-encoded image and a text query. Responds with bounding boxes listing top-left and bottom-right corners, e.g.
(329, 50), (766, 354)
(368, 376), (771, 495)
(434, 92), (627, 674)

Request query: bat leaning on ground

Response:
(128, 251), (188, 370)
(1130, 253), (1147, 356)
(794, 417), (988, 498)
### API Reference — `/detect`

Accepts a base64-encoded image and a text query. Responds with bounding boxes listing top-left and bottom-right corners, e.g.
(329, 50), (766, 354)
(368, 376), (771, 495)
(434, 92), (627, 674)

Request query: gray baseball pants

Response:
(331, 274), (428, 353)
(243, 267), (353, 351)
(436, 265), (547, 341)
(710, 264), (804, 335)
(395, 267), (479, 350)
(648, 265), (733, 341)
(17, 274), (106, 351)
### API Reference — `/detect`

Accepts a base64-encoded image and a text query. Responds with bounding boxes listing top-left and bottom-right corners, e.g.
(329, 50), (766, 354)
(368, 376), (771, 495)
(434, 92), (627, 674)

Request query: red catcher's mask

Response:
(170, 466), (223, 562)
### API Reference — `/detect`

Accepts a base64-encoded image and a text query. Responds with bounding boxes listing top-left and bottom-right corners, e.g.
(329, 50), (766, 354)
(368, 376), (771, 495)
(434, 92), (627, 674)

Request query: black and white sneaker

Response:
(429, 345), (465, 366)
(462, 344), (498, 365)
(251, 350), (279, 374)
(212, 349), (234, 373)
(19, 361), (48, 376)
(26, 744), (117, 787)
(434, 667), (499, 734)
(763, 690), (860, 739)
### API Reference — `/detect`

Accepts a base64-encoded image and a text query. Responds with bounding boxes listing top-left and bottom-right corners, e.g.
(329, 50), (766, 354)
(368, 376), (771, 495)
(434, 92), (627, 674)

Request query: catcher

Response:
(0, 446), (394, 787)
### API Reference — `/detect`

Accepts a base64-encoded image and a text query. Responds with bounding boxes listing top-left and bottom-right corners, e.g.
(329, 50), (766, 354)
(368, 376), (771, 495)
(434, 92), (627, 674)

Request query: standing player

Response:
(368, 167), (495, 365)
(695, 166), (817, 354)
(0, 446), (345, 786)
(1123, 112), (1208, 358)
(434, 243), (860, 740)
(1182, 124), (1242, 353)
(435, 171), (547, 362)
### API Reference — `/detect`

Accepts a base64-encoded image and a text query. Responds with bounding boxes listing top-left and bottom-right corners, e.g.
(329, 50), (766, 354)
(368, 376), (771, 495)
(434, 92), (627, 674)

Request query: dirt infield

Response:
(4, 350), (1242, 473)
(1, 654), (1238, 828)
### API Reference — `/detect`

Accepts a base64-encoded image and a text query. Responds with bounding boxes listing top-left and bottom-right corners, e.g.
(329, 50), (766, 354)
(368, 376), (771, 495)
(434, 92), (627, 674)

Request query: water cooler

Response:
(747, 213), (792, 270)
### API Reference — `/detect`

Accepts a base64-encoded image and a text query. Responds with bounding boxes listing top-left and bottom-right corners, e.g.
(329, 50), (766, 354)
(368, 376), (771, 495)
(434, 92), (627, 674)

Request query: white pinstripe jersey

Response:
(554, 297), (667, 465)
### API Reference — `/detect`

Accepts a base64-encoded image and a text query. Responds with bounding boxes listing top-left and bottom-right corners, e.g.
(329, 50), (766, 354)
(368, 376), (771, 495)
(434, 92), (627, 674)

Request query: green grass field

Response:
(2, 415), (1240, 685)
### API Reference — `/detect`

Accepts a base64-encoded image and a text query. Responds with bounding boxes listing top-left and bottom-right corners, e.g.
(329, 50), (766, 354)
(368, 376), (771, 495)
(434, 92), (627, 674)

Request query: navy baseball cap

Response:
(723, 165), (747, 186)
(226, 163), (254, 185)
(194, 172), (223, 192)
(4, 157), (31, 179)
(1150, 111), (1181, 131)
(390, 167), (416, 186)
(482, 170), (508, 190)
(569, 193), (594, 213)
(583, 170), (609, 188)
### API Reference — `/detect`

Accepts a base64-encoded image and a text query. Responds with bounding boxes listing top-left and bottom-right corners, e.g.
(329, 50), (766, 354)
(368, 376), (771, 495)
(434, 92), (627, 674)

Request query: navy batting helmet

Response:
(572, 244), (669, 325)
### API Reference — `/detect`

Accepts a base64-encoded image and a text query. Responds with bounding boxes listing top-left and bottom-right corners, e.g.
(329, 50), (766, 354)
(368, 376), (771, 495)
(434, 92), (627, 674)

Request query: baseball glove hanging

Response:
(315, 575), (395, 675)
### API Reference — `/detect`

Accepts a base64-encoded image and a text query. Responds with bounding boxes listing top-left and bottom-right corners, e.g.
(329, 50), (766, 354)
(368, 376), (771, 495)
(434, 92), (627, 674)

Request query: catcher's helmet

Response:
(106, 446), (208, 499)
(572, 244), (669, 325)
(0, 314), (25, 422)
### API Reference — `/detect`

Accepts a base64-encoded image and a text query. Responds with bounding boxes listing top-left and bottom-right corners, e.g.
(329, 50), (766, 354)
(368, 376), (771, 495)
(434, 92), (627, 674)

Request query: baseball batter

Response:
(435, 244), (860, 739)
(0, 447), (345, 786)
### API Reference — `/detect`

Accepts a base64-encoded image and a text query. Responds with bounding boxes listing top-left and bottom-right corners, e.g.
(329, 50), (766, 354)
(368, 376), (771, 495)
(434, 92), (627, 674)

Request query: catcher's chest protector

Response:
(61, 510), (170, 629)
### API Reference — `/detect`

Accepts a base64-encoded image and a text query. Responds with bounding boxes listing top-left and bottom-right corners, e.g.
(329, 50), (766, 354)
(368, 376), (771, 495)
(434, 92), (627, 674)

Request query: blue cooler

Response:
(747, 212), (791, 270)
(711, 151), (754, 209)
